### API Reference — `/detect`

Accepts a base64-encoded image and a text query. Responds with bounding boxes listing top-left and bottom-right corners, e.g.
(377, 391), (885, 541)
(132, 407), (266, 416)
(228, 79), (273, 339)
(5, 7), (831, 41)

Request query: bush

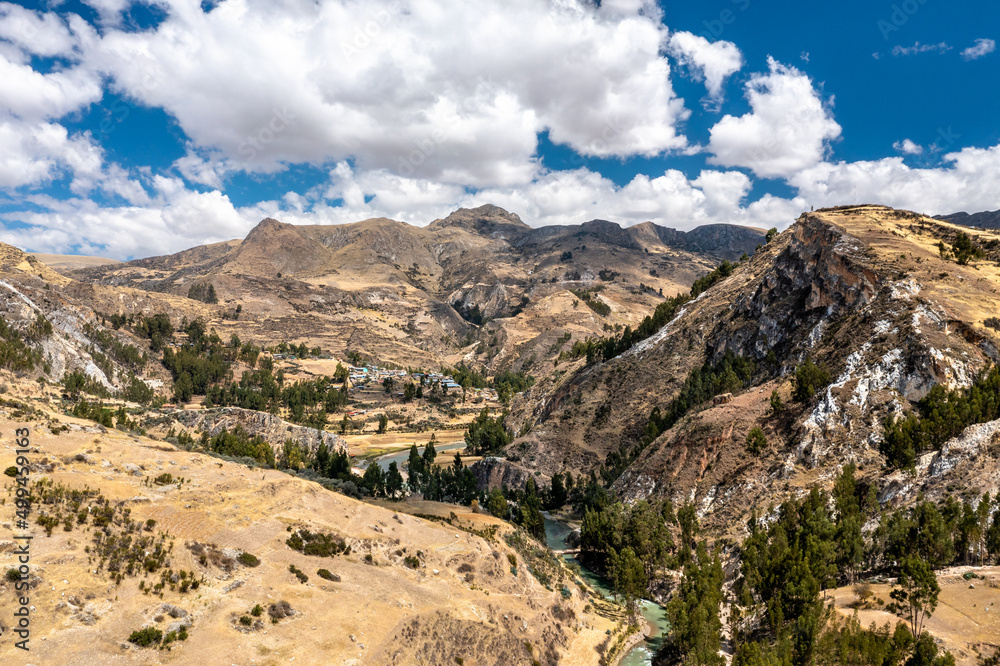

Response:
(745, 427), (768, 455)
(251, 604), (264, 617)
(317, 569), (340, 582)
(153, 473), (174, 485)
(793, 358), (831, 403)
(239, 615), (253, 626)
(289, 564), (308, 583)
(3, 466), (17, 478)
(237, 552), (260, 567)
(128, 627), (163, 647)
(5, 567), (21, 582)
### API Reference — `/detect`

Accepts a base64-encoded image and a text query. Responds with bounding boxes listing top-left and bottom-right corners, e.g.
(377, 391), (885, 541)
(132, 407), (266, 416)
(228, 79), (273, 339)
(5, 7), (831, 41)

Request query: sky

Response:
(0, 0), (998, 260)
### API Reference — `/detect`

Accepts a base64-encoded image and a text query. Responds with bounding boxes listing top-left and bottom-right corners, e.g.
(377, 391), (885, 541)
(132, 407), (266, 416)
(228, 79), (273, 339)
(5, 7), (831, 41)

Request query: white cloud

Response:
(0, 54), (102, 121)
(892, 41), (951, 57)
(788, 144), (1000, 215)
(78, 0), (690, 188)
(892, 138), (922, 155)
(2, 180), (247, 259)
(667, 31), (742, 108)
(707, 57), (841, 179)
(0, 3), (78, 56)
(0, 117), (103, 189)
(961, 38), (995, 61)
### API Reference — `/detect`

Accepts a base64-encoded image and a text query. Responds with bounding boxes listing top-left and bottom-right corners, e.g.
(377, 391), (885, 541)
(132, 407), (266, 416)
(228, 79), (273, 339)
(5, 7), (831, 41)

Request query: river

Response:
(543, 514), (669, 666)
(370, 441), (467, 473)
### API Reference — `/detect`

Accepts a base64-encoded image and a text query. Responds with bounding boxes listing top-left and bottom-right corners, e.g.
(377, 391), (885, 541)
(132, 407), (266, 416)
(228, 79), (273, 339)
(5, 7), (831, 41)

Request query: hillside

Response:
(936, 209), (1000, 230)
(0, 400), (616, 664)
(489, 205), (1000, 535)
(64, 205), (764, 373)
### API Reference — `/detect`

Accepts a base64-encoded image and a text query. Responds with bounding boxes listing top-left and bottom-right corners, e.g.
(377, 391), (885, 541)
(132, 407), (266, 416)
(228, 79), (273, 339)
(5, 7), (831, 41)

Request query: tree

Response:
(546, 473), (567, 510)
(384, 462), (404, 500)
(890, 556), (940, 639)
(362, 463), (384, 497)
(487, 487), (508, 520)
(765, 227), (778, 244)
(770, 390), (784, 414)
(951, 231), (983, 266)
(520, 477), (545, 540)
(406, 444), (423, 491)
(464, 408), (511, 455)
(793, 358), (831, 403)
(383, 377), (395, 394)
(377, 413), (388, 434)
(403, 382), (416, 402)
(609, 547), (646, 620)
(745, 427), (768, 455)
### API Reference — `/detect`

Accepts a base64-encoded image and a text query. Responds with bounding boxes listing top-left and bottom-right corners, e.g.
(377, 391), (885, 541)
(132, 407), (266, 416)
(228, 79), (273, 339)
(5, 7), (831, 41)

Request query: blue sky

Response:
(0, 0), (998, 259)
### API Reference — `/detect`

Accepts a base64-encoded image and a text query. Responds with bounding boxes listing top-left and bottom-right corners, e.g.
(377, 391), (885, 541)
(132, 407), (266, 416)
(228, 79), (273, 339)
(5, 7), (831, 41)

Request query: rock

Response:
(167, 619), (192, 633)
(161, 604), (187, 619)
(222, 580), (243, 593)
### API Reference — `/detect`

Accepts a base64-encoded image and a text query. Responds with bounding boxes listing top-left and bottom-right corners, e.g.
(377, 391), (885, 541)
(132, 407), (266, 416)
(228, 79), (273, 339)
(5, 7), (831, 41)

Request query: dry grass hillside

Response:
(60, 205), (763, 373)
(0, 394), (619, 665)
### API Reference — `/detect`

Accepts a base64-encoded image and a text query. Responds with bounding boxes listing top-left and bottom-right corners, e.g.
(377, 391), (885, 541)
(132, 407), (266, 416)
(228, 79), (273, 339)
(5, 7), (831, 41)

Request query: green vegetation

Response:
(317, 568), (339, 581)
(664, 542), (724, 665)
(205, 427), (275, 467)
(570, 287), (611, 317)
(745, 426), (768, 455)
(288, 564), (308, 583)
(493, 370), (535, 404)
(285, 528), (349, 557)
(237, 552), (260, 567)
(765, 227), (778, 243)
(187, 282), (218, 304)
(986, 317), (1000, 331)
(580, 499), (674, 609)
(882, 365), (1000, 469)
(464, 407), (511, 455)
(793, 357), (832, 403)
(128, 627), (164, 648)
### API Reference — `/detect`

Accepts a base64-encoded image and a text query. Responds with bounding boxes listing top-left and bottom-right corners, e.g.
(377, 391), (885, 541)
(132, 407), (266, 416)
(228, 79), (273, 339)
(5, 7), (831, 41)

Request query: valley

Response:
(2, 204), (1000, 665)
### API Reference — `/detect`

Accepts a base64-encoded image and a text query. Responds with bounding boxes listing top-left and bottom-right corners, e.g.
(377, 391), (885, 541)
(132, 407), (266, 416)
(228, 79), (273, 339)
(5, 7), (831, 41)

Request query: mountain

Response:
(487, 204), (1000, 534)
(935, 208), (1000, 230)
(66, 205), (765, 372)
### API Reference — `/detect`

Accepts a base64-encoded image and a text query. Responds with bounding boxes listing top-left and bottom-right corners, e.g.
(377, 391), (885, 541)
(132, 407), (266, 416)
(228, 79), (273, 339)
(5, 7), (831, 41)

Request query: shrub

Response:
(239, 615), (253, 626)
(317, 569), (340, 582)
(5, 567), (22, 582)
(128, 627), (163, 647)
(288, 564), (308, 583)
(237, 552), (260, 567)
(792, 358), (831, 403)
(153, 473), (174, 485)
(251, 604), (264, 617)
(745, 427), (768, 456)
(4, 466), (17, 477)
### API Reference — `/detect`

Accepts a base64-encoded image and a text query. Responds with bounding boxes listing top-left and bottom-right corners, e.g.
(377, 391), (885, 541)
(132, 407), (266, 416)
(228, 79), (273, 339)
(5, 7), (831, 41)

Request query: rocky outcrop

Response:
(177, 407), (347, 455)
(470, 456), (550, 492)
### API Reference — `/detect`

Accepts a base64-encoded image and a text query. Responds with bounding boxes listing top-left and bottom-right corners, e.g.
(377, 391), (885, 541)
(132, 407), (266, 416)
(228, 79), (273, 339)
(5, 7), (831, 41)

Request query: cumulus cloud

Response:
(667, 31), (742, 108)
(1, 178), (247, 259)
(707, 57), (841, 179)
(0, 118), (103, 189)
(74, 0), (690, 188)
(892, 139), (922, 155)
(892, 42), (951, 57)
(961, 38), (996, 60)
(789, 144), (1000, 215)
(0, 3), (79, 56)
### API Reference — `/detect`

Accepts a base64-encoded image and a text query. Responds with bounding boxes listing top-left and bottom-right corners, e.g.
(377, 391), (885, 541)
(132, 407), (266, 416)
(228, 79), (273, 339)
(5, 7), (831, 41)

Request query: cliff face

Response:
(493, 206), (1000, 534)
(177, 407), (348, 456)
